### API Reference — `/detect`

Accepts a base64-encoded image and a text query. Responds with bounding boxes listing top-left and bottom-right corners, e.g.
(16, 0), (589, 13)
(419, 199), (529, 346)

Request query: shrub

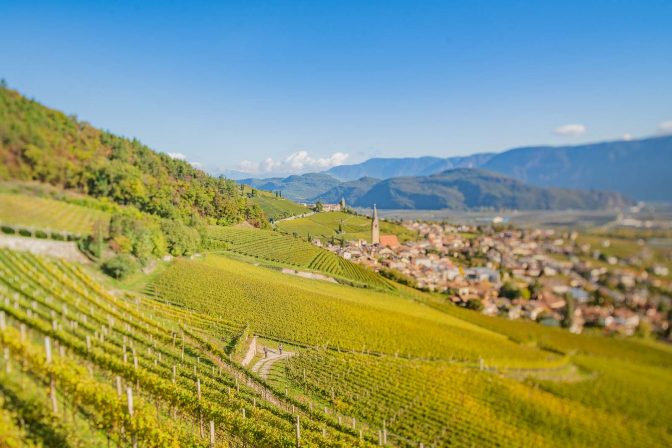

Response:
(1, 225), (15, 235)
(50, 232), (65, 241)
(102, 254), (139, 279)
(34, 230), (48, 239)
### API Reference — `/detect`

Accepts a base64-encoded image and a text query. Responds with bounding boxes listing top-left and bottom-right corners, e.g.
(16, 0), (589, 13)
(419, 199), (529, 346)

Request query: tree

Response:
(160, 220), (201, 256)
(499, 282), (521, 300)
(562, 293), (575, 329)
(314, 201), (324, 212)
(102, 254), (139, 279)
(465, 298), (484, 311)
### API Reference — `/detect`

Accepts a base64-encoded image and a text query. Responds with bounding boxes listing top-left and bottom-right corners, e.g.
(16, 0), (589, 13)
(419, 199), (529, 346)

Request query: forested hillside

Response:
(0, 84), (266, 226)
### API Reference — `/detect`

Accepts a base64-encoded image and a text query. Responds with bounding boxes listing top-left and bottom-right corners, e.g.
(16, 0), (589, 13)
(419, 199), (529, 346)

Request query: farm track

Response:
(252, 349), (295, 379)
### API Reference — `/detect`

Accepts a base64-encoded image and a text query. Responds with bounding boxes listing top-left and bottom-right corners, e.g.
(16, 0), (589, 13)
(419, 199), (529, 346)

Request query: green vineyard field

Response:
(0, 249), (376, 447)
(204, 226), (392, 290)
(0, 193), (110, 236)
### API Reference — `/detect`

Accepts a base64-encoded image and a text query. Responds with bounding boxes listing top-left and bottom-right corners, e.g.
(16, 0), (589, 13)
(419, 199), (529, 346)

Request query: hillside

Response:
(321, 169), (631, 210)
(310, 177), (380, 205)
(481, 136), (672, 201)
(0, 86), (265, 226)
(326, 154), (494, 181)
(145, 253), (672, 447)
(240, 185), (309, 221)
(276, 211), (417, 243)
(239, 173), (341, 203)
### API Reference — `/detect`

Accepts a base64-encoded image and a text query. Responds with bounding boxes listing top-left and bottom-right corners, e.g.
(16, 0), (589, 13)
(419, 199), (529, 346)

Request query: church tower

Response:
(371, 204), (380, 244)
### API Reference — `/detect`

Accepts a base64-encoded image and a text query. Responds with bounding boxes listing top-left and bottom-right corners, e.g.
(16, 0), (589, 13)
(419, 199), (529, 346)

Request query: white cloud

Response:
(189, 161), (203, 169)
(167, 152), (187, 160)
(658, 120), (672, 135)
(554, 124), (587, 137)
(237, 151), (350, 174)
(622, 133), (632, 141)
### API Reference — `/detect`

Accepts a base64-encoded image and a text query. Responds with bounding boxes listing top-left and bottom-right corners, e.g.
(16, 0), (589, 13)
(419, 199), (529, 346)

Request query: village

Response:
(314, 207), (672, 340)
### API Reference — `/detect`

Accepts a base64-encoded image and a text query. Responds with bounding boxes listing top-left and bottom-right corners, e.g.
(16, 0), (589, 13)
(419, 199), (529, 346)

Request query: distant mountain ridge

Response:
(480, 136), (672, 201)
(239, 172), (341, 203)
(313, 168), (630, 210)
(317, 136), (671, 201)
(325, 154), (494, 181)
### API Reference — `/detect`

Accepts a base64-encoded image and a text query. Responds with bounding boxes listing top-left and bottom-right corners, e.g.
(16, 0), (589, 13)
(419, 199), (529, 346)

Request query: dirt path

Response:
(251, 348), (294, 379)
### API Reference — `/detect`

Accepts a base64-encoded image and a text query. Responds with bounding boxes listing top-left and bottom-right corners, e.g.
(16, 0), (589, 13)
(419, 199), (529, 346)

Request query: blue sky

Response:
(1, 0), (671, 176)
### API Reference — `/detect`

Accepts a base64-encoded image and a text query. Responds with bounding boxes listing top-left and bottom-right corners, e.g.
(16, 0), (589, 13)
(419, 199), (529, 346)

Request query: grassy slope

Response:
(242, 186), (309, 220)
(0, 192), (110, 235)
(277, 211), (415, 243)
(151, 254), (559, 367)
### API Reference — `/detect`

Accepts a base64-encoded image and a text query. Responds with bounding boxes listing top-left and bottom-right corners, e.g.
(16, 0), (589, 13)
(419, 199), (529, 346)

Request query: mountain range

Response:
(239, 135), (672, 207)
(314, 168), (630, 210)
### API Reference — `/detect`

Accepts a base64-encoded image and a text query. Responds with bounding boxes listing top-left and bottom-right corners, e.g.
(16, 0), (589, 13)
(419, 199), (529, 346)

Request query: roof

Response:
(379, 234), (400, 248)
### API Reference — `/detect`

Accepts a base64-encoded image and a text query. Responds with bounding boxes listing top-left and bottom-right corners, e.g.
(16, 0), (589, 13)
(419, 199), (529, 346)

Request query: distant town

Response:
(311, 208), (672, 340)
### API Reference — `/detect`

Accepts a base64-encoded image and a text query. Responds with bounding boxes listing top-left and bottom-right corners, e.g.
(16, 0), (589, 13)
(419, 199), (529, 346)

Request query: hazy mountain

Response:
(239, 172), (341, 202)
(326, 154), (494, 181)
(310, 177), (381, 205)
(318, 169), (630, 210)
(481, 136), (672, 201)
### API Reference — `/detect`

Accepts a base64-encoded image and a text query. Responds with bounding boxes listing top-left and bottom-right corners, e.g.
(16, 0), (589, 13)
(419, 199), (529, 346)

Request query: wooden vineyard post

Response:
(172, 365), (177, 384)
(45, 336), (58, 414)
(209, 420), (215, 448)
(197, 378), (204, 438)
(0, 310), (5, 330)
(127, 387), (137, 448)
(116, 376), (122, 397)
(295, 415), (301, 447)
(378, 430), (383, 446)
(352, 417), (356, 430)
(383, 419), (387, 445)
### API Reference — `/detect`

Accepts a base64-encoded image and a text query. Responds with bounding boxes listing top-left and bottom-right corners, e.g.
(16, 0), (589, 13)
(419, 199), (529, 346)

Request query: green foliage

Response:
(378, 268), (417, 288)
(500, 281), (523, 300)
(0, 86), (265, 227)
(101, 254), (139, 279)
(160, 220), (201, 256)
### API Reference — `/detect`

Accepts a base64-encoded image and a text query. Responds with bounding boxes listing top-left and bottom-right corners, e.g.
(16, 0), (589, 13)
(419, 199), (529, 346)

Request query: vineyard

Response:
(204, 226), (392, 290)
(150, 254), (561, 367)
(1, 245), (671, 447)
(276, 212), (415, 243)
(0, 193), (110, 237)
(0, 249), (379, 447)
(247, 190), (309, 221)
(283, 349), (672, 447)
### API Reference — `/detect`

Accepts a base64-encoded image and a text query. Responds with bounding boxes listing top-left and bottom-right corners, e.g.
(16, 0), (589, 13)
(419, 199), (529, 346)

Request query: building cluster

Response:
(321, 220), (672, 339)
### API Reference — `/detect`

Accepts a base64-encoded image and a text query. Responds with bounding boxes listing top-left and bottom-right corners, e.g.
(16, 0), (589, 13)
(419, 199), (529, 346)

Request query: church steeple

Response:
(371, 204), (380, 244)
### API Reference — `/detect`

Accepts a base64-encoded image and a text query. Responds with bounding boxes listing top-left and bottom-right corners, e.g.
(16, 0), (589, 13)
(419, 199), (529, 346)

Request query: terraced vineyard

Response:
(247, 190), (309, 221)
(284, 349), (672, 447)
(0, 193), (110, 236)
(150, 254), (561, 367)
(0, 249), (376, 447)
(204, 226), (392, 289)
(277, 211), (416, 243)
